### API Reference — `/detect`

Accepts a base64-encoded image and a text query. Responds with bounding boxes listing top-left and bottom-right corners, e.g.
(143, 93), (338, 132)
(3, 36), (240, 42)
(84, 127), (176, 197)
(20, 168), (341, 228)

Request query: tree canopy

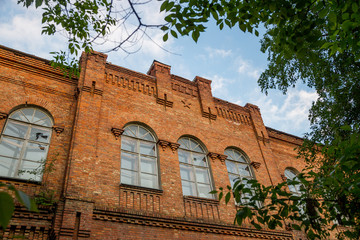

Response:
(13, 0), (360, 239)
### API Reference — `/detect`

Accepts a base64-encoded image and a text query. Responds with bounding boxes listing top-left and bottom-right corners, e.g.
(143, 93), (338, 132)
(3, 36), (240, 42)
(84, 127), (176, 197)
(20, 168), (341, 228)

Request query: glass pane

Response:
(139, 141), (156, 156)
(123, 126), (136, 137)
(239, 155), (247, 163)
(140, 156), (156, 174)
(226, 161), (238, 174)
(140, 173), (158, 189)
(284, 169), (297, 180)
(0, 156), (18, 177)
(22, 142), (48, 161)
(32, 110), (48, 125)
(121, 169), (137, 185)
(0, 137), (23, 158)
(192, 152), (207, 167)
(238, 163), (251, 177)
(21, 108), (35, 122)
(128, 125), (138, 137)
(33, 110), (52, 126)
(180, 165), (195, 181)
(10, 111), (28, 122)
(198, 183), (212, 198)
(29, 127), (51, 143)
(17, 160), (42, 181)
(225, 149), (235, 161)
(178, 149), (191, 164)
(138, 126), (154, 141)
(195, 168), (210, 184)
(182, 180), (196, 196)
(121, 137), (137, 152)
(228, 174), (240, 188)
(121, 152), (137, 171)
(178, 138), (189, 150)
(190, 139), (203, 153)
(4, 121), (28, 139)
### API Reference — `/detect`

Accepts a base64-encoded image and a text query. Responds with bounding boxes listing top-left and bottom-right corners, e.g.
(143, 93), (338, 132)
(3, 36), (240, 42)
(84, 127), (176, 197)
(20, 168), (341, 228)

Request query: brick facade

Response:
(0, 45), (307, 239)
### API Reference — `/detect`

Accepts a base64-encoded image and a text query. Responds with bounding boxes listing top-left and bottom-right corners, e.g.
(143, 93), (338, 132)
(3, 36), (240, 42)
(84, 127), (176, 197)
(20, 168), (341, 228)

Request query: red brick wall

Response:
(0, 45), (307, 239)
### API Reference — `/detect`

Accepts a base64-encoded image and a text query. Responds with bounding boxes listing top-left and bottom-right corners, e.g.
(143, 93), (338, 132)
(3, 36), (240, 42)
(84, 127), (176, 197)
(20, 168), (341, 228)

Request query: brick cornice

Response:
(93, 206), (293, 239)
(0, 53), (78, 86)
(0, 75), (75, 99)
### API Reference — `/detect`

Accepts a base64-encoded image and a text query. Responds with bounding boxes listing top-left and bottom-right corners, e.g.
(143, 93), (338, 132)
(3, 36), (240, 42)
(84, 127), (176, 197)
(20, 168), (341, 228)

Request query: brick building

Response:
(0, 45), (307, 239)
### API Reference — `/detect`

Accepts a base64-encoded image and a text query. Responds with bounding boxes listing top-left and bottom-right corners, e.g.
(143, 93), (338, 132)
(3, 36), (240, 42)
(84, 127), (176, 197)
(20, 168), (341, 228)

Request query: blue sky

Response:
(0, 0), (317, 137)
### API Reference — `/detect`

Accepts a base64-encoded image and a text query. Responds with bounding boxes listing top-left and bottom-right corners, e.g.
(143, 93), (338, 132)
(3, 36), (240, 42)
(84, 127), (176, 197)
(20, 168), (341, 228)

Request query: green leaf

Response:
(192, 30), (200, 42)
(171, 30), (178, 38)
(35, 0), (43, 8)
(163, 33), (169, 42)
(352, 3), (358, 13)
(225, 192), (231, 203)
(14, 190), (31, 210)
(292, 224), (301, 230)
(219, 191), (223, 201)
(0, 192), (15, 229)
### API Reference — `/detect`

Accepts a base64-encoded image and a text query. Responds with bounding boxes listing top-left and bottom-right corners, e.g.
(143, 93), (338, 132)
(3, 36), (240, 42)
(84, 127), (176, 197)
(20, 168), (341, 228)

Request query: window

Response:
(120, 124), (159, 189)
(284, 168), (301, 195)
(178, 137), (214, 199)
(0, 107), (53, 181)
(225, 148), (255, 204)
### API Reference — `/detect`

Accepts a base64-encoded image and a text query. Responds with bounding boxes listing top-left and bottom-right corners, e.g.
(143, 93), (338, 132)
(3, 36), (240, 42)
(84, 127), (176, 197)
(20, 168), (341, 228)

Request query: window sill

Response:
(119, 183), (163, 195)
(183, 195), (219, 204)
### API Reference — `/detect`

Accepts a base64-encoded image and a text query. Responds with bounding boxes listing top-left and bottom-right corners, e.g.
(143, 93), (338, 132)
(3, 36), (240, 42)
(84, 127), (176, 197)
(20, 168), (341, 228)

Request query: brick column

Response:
(245, 103), (283, 185)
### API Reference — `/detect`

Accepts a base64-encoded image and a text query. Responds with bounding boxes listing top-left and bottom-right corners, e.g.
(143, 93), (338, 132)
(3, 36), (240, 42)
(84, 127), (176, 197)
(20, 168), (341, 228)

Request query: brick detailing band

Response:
(171, 80), (198, 97)
(0, 75), (74, 99)
(92, 206), (293, 239)
(0, 48), (78, 86)
(183, 196), (220, 221)
(215, 106), (251, 125)
(82, 86), (103, 96)
(119, 184), (162, 213)
(105, 71), (157, 97)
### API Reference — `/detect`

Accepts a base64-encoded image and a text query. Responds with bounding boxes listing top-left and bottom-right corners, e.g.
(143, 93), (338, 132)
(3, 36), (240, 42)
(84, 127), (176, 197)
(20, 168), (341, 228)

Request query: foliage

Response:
(18, 0), (166, 76)
(212, 126), (360, 239)
(160, 1), (360, 237)
(0, 183), (38, 229)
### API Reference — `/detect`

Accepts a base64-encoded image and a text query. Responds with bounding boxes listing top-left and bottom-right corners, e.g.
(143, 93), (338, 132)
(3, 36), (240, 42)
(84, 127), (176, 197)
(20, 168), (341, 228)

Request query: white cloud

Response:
(236, 57), (262, 80)
(205, 47), (232, 58)
(203, 74), (234, 98)
(0, 4), (66, 58)
(254, 89), (318, 136)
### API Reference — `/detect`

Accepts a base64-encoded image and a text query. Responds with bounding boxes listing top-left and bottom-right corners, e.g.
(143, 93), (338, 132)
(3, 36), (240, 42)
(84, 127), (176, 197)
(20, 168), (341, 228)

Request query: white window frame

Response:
(120, 124), (159, 189)
(178, 137), (214, 199)
(0, 107), (53, 181)
(224, 148), (256, 205)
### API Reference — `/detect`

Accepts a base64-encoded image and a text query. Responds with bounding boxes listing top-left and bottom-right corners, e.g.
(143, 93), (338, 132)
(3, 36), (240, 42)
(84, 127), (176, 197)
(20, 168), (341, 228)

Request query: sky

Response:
(0, 0), (318, 137)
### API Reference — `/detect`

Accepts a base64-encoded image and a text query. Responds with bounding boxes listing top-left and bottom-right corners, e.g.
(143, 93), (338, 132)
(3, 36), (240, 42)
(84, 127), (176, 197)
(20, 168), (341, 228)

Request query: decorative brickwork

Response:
(0, 45), (311, 239)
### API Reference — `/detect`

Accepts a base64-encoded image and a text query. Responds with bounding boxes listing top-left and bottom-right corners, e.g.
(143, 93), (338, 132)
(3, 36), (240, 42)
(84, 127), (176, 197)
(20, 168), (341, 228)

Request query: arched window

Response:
(225, 148), (255, 204)
(178, 137), (214, 199)
(120, 124), (159, 189)
(0, 107), (53, 181)
(284, 168), (301, 195)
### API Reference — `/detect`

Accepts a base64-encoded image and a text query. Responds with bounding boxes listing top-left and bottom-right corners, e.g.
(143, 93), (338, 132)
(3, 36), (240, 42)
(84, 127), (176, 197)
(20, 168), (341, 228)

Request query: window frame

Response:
(120, 124), (160, 189)
(0, 107), (53, 181)
(224, 148), (256, 205)
(178, 136), (214, 199)
(284, 167), (302, 196)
